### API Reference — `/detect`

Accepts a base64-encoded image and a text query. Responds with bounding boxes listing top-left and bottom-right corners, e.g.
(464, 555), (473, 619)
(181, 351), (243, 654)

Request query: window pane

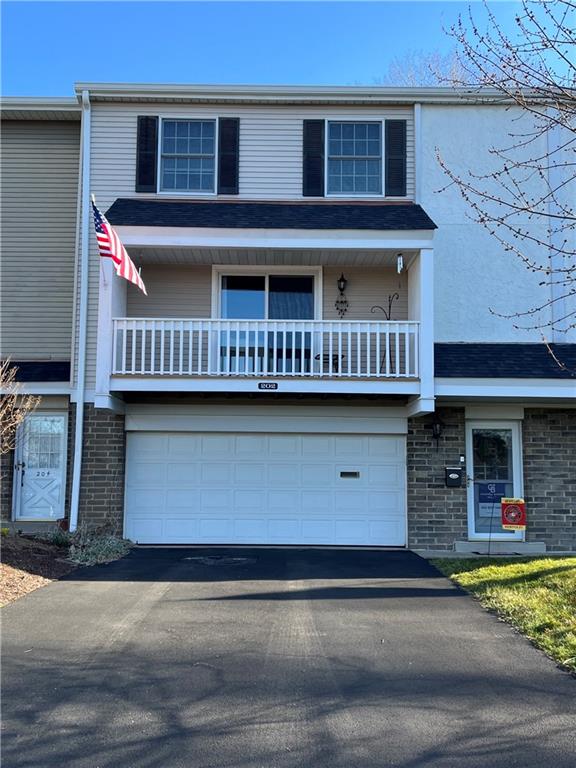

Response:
(327, 122), (382, 194)
(221, 276), (266, 319)
(269, 276), (314, 320)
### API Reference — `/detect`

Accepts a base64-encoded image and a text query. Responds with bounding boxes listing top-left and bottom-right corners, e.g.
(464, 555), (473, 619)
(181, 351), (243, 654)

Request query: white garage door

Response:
(125, 433), (406, 546)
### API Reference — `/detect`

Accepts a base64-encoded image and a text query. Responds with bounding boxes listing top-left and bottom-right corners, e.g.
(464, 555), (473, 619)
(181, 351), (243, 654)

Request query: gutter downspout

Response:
(69, 90), (91, 533)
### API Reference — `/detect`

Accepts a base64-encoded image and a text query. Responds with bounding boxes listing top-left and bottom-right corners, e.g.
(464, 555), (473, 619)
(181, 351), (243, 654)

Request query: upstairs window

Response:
(327, 122), (382, 195)
(160, 119), (216, 192)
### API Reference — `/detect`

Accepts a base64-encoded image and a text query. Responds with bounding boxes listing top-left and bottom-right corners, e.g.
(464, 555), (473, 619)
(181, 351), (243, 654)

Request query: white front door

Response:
(466, 421), (524, 541)
(13, 413), (68, 521)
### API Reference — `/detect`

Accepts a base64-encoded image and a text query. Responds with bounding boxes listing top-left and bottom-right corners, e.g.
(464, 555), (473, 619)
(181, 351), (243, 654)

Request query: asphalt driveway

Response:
(2, 548), (574, 768)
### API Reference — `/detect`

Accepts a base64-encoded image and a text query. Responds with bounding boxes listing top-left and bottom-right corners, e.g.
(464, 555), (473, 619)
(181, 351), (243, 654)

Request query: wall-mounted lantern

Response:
(335, 273), (349, 318)
(430, 413), (445, 450)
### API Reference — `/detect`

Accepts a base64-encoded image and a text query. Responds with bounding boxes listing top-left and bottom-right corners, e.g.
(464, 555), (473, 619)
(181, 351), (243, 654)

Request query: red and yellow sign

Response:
(501, 498), (526, 530)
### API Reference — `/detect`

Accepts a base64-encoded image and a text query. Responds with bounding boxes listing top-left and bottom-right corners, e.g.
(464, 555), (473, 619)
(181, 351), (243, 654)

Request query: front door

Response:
(466, 421), (524, 541)
(13, 413), (68, 521)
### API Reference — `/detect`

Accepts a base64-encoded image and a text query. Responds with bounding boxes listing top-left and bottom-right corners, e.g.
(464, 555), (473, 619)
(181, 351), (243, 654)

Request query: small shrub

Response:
(41, 527), (73, 548)
(1, 527), (9, 538)
(68, 533), (131, 566)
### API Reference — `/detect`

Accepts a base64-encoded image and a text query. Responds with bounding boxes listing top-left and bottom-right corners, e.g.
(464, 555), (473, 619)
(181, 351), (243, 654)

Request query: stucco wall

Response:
(421, 104), (552, 343)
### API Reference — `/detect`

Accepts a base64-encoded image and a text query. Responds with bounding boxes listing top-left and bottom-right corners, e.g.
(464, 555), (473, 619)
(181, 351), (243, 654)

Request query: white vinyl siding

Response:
(125, 265), (408, 322)
(1, 120), (80, 360)
(126, 265), (212, 317)
(78, 102), (414, 390)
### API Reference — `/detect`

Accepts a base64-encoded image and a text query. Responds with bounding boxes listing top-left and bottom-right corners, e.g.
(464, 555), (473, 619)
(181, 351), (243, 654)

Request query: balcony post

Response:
(95, 258), (126, 409)
(407, 248), (434, 415)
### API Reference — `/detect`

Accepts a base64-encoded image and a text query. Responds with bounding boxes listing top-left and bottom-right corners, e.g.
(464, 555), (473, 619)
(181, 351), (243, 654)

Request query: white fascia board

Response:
(117, 226), (435, 251)
(435, 378), (576, 400)
(73, 83), (538, 106)
(0, 383), (71, 395)
(0, 97), (80, 111)
(111, 376), (420, 396)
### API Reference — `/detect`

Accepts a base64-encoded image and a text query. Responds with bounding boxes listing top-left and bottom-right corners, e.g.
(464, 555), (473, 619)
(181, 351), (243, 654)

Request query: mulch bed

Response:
(1, 536), (77, 606)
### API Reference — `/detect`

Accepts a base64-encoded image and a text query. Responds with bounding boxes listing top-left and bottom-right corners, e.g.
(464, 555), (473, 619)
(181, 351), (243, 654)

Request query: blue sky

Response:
(2, 1), (522, 96)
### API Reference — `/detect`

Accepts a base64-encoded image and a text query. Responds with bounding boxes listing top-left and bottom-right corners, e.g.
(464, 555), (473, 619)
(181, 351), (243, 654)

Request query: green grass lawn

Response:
(432, 557), (576, 674)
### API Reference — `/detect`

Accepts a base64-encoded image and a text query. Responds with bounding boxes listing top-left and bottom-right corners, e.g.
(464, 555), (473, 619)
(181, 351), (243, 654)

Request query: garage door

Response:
(125, 433), (406, 545)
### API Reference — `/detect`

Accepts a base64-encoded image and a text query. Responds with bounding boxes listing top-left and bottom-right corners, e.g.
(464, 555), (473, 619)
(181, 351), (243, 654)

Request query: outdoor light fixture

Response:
(430, 414), (445, 450)
(397, 253), (404, 274)
(335, 273), (349, 318)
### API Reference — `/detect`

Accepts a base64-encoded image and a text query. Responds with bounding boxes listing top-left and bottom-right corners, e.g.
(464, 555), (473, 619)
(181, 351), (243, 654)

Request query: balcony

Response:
(112, 318), (420, 379)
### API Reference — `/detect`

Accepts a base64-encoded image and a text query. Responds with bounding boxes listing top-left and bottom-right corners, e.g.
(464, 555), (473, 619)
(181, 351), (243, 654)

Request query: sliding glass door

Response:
(219, 273), (315, 373)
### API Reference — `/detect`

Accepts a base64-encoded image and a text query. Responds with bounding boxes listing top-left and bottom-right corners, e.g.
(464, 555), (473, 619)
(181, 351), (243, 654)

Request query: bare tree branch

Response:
(1, 360), (40, 455)
(440, 0), (576, 336)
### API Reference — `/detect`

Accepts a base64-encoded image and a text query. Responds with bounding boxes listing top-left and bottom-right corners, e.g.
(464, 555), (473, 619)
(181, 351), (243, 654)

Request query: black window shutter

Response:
(303, 120), (325, 197)
(218, 118), (240, 195)
(135, 116), (158, 193)
(385, 120), (407, 197)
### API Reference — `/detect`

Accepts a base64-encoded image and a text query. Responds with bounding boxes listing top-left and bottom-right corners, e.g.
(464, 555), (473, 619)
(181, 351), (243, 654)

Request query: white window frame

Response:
(325, 120), (383, 198)
(211, 265), (323, 320)
(465, 419), (524, 541)
(324, 118), (408, 200)
(157, 116), (219, 196)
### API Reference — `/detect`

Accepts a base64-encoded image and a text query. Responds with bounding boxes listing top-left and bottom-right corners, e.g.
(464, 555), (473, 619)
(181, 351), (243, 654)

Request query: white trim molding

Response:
(125, 403), (408, 434)
(116, 226), (436, 252)
(435, 377), (576, 400)
(110, 376), (420, 396)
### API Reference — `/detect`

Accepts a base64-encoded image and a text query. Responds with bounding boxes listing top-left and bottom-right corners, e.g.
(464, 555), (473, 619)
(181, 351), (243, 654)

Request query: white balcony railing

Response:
(112, 319), (420, 379)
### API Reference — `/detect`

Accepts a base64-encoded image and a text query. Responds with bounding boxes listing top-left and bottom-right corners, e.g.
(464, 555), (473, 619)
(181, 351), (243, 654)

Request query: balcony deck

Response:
(112, 318), (420, 380)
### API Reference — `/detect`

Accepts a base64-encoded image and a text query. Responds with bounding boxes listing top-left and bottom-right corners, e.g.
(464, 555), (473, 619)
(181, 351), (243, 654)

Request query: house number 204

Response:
(35, 471), (51, 477)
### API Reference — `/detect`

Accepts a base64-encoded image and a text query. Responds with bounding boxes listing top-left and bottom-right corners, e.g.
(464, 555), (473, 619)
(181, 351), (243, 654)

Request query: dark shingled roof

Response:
(106, 198), (437, 231)
(434, 344), (576, 379)
(7, 361), (71, 383)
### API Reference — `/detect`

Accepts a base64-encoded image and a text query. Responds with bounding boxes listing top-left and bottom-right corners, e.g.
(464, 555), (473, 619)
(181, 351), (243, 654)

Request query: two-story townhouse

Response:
(1, 98), (81, 530)
(2, 84), (574, 552)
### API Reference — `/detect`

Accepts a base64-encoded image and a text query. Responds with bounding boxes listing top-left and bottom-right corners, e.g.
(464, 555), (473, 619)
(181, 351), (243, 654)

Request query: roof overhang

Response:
(117, 226), (435, 251)
(73, 82), (553, 107)
(0, 97), (81, 120)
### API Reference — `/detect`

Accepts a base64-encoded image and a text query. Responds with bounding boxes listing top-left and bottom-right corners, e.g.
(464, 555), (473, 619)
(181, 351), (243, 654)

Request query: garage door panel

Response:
(234, 464), (266, 485)
(125, 432), (406, 545)
(268, 464), (299, 485)
(167, 463), (198, 486)
(168, 434), (201, 457)
(268, 490), (300, 509)
(269, 435), (299, 455)
(302, 464), (333, 486)
(234, 490), (265, 508)
(164, 518), (200, 539)
(235, 435), (267, 455)
(165, 489), (200, 509)
(130, 462), (166, 486)
(199, 489), (232, 508)
(198, 518), (232, 539)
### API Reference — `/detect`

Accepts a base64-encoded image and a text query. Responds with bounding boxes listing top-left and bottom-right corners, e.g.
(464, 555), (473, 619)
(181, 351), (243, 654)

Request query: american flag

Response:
(92, 199), (147, 295)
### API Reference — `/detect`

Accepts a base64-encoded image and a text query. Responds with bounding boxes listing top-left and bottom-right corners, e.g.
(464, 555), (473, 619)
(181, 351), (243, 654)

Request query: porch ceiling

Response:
(129, 247), (418, 267)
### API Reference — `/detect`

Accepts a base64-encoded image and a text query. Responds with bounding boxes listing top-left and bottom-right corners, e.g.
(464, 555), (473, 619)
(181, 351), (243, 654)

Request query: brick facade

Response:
(78, 403), (126, 533)
(407, 406), (575, 551)
(3, 401), (574, 550)
(407, 408), (468, 549)
(522, 408), (576, 552)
